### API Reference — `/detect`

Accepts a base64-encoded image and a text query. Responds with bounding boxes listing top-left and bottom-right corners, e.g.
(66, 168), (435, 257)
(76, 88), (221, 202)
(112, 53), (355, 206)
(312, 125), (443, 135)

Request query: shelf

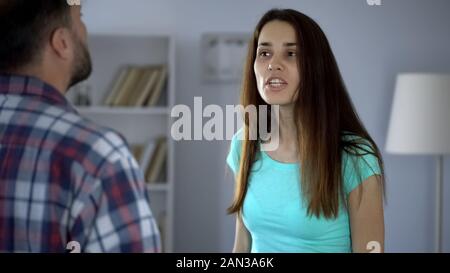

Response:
(76, 106), (169, 115)
(146, 183), (169, 192)
(79, 34), (175, 252)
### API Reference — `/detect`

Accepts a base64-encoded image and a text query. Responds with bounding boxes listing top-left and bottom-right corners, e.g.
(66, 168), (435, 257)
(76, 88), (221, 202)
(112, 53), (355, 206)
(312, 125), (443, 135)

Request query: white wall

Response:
(84, 0), (450, 252)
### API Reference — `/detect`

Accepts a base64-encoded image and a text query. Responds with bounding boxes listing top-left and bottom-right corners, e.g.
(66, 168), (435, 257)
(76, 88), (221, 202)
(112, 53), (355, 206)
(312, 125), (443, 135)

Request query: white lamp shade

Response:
(386, 73), (450, 155)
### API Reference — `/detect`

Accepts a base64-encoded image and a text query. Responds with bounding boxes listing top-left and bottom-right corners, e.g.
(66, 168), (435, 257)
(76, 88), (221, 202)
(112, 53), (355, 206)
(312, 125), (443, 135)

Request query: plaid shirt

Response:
(0, 74), (161, 252)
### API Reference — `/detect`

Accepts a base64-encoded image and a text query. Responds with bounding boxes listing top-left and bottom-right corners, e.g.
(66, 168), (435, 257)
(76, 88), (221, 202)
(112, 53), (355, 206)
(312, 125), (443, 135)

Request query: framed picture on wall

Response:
(201, 32), (250, 83)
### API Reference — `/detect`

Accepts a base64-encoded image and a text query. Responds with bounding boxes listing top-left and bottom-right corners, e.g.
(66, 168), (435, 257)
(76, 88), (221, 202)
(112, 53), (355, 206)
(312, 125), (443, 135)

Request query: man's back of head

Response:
(0, 0), (92, 93)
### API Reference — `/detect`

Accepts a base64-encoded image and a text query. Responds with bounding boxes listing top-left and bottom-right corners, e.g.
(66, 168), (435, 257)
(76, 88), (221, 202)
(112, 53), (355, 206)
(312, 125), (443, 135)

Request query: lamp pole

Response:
(435, 155), (443, 253)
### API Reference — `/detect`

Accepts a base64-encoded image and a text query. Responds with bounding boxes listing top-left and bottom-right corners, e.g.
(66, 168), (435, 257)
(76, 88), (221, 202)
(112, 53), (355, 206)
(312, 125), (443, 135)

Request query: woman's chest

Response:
(243, 168), (350, 240)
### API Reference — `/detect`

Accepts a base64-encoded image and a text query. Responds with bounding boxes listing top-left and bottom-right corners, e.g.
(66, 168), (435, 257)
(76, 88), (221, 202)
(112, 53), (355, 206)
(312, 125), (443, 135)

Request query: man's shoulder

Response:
(12, 96), (130, 165)
(60, 110), (130, 161)
(52, 109), (134, 179)
(1, 94), (134, 176)
(32, 102), (128, 152)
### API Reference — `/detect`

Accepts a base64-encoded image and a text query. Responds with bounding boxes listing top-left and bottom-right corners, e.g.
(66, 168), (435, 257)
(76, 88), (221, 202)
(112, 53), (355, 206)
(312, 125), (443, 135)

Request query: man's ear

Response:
(49, 27), (73, 61)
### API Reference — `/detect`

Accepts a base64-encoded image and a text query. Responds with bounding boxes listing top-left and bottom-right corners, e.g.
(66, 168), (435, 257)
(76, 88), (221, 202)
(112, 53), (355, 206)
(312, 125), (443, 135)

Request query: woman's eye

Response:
(258, 51), (270, 57)
(288, 51), (297, 57)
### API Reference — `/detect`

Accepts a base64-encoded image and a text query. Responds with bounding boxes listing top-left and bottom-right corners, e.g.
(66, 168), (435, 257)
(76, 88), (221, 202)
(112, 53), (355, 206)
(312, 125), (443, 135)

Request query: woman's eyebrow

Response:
(257, 42), (297, 47)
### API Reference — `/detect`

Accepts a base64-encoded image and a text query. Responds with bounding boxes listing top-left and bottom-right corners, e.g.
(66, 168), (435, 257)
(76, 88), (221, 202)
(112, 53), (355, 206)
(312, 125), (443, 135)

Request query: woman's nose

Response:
(268, 62), (283, 71)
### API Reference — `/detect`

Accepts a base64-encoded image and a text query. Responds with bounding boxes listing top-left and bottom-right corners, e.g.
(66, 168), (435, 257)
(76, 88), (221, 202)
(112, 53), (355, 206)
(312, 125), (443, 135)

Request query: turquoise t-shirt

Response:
(226, 128), (381, 253)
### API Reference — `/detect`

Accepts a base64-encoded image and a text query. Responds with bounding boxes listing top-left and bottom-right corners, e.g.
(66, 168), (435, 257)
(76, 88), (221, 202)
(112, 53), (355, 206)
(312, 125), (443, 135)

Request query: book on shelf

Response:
(145, 65), (167, 107)
(145, 137), (167, 184)
(130, 144), (145, 163)
(103, 66), (129, 106)
(132, 67), (159, 107)
(157, 210), (167, 252)
(111, 66), (141, 106)
(131, 137), (167, 184)
(139, 140), (158, 176)
(119, 68), (150, 106)
(102, 65), (168, 107)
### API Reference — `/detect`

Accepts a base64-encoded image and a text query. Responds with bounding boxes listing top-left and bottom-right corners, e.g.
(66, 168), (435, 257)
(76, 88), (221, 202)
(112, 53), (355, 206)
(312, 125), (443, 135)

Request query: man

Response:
(0, 1), (161, 252)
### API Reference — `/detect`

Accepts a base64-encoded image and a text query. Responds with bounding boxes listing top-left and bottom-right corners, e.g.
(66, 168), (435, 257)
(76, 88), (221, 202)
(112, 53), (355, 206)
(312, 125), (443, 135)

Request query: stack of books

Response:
(104, 65), (168, 107)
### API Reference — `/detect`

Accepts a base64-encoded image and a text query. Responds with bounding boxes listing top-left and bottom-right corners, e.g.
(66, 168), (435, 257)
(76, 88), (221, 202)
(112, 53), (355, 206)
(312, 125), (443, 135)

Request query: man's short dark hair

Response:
(0, 0), (72, 72)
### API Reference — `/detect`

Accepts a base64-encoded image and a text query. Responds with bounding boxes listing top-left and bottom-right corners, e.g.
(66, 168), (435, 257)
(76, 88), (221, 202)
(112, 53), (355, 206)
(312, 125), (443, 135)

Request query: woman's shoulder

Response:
(340, 131), (382, 194)
(227, 127), (244, 174)
(341, 131), (376, 155)
(229, 127), (245, 150)
(231, 127), (244, 141)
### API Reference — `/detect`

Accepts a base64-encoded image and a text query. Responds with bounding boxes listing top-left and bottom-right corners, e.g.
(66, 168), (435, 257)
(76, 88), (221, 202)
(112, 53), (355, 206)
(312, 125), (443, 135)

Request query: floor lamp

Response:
(386, 73), (450, 253)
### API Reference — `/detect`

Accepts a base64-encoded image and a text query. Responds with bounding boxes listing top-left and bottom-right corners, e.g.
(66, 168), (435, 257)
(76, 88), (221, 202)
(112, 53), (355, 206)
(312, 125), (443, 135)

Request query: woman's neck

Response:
(264, 104), (299, 163)
(278, 104), (297, 146)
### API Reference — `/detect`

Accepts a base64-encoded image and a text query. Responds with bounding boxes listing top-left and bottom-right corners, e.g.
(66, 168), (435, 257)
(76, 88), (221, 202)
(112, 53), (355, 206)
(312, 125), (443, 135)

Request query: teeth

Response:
(270, 79), (282, 84)
(268, 78), (285, 88)
(268, 79), (285, 84)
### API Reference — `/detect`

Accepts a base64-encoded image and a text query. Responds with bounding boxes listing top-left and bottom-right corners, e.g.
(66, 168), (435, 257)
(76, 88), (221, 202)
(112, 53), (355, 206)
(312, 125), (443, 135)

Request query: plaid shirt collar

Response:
(0, 73), (77, 113)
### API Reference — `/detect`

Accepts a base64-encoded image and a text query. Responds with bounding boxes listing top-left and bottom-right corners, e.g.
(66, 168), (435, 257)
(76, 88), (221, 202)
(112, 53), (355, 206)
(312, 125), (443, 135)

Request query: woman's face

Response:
(254, 20), (300, 106)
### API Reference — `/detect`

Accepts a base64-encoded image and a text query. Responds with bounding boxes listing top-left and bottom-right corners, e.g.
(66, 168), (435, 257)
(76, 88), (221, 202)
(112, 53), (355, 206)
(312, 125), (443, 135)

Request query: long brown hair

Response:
(227, 9), (385, 219)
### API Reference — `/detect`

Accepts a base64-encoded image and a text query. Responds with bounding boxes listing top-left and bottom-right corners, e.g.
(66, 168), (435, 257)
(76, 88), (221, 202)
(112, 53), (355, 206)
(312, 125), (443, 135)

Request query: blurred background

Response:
(80, 0), (450, 252)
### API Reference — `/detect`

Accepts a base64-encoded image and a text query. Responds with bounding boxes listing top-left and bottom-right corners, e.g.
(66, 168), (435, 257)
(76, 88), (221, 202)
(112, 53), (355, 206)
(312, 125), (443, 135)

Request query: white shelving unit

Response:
(71, 34), (175, 252)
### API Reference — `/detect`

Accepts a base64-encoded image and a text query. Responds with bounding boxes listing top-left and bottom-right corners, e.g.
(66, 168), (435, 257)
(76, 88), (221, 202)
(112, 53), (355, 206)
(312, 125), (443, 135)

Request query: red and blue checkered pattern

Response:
(0, 74), (161, 252)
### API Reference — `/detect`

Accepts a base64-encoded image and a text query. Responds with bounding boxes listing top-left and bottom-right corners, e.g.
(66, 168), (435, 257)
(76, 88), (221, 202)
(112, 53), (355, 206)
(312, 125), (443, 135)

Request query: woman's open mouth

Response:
(265, 77), (288, 92)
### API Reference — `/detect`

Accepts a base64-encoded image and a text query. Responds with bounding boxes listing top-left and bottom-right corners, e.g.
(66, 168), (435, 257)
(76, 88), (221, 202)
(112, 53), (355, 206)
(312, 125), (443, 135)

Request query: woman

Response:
(226, 9), (385, 253)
